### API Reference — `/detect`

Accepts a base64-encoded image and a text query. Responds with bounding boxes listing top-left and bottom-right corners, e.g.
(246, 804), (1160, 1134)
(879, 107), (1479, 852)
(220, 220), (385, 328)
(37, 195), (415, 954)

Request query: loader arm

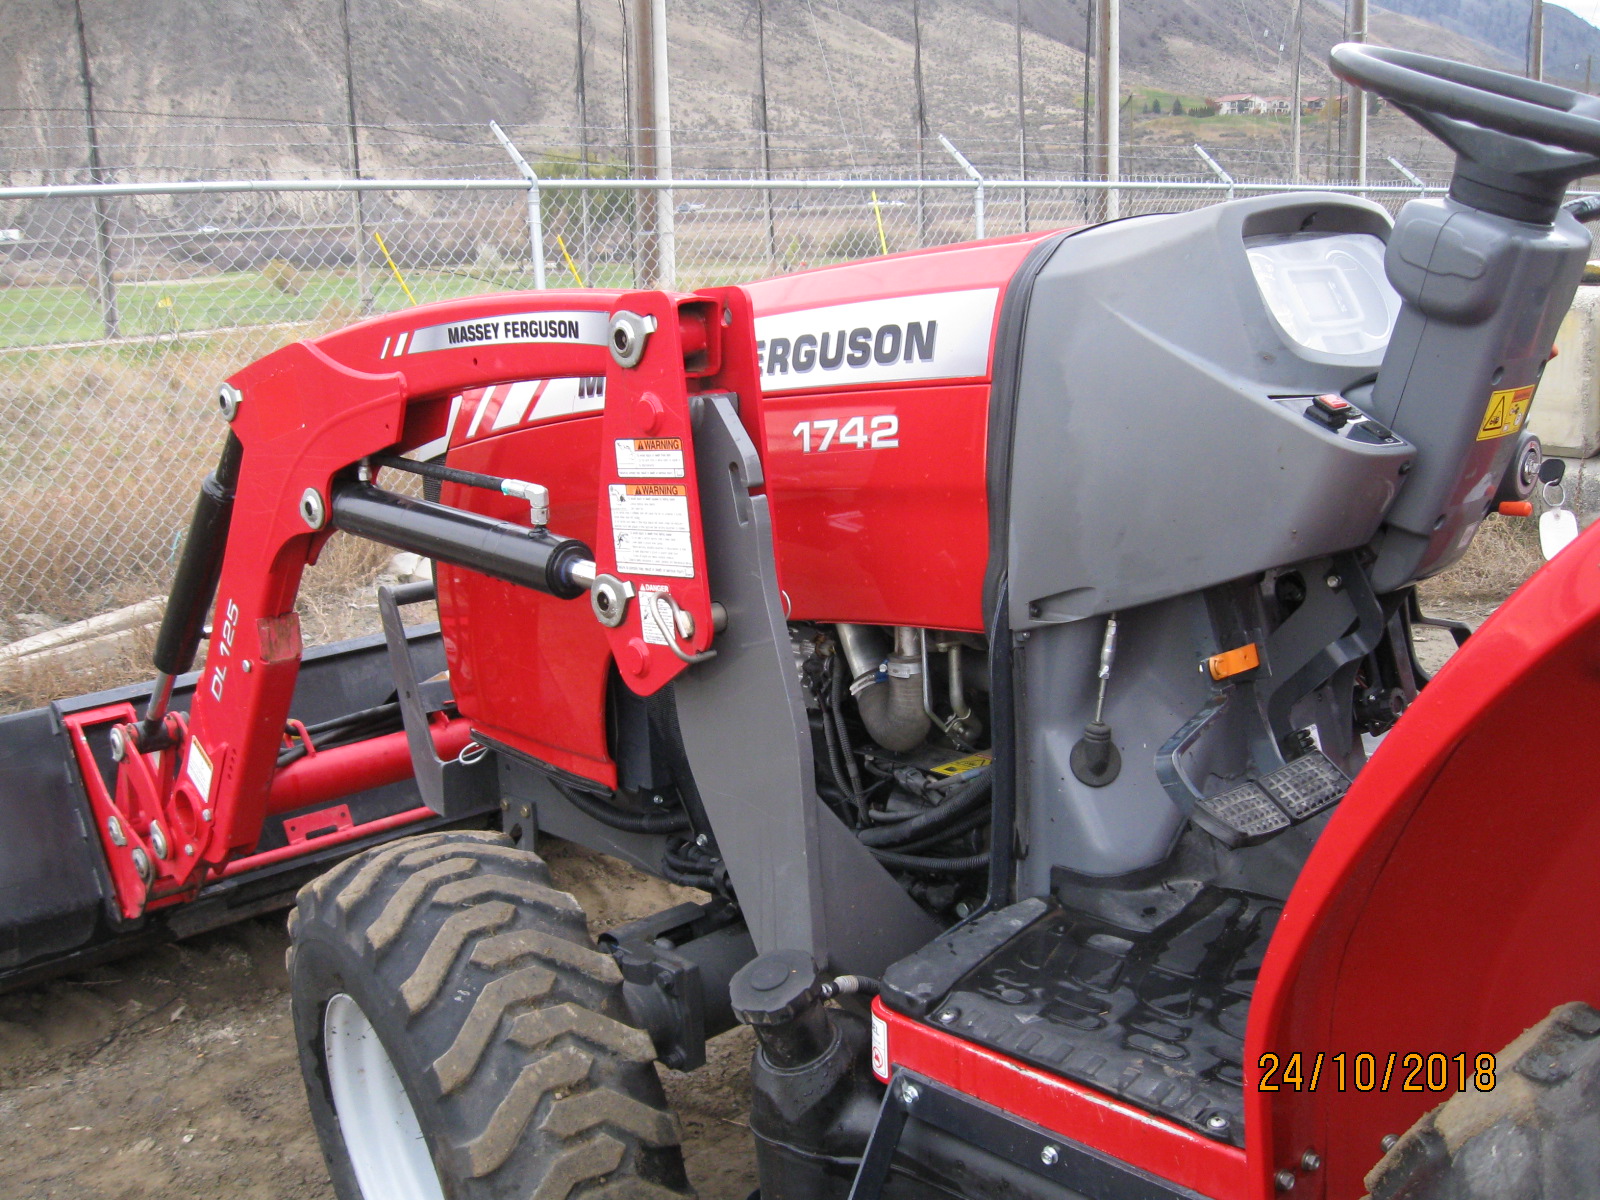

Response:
(77, 287), (747, 921)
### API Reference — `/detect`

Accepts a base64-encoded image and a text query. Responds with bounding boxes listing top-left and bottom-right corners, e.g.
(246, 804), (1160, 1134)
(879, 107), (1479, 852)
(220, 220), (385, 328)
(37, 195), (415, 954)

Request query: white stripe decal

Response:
(393, 331), (409, 356)
(752, 287), (999, 393)
(404, 309), (609, 354)
(379, 336), (391, 359)
(532, 376), (606, 421)
(443, 393), (463, 446)
(464, 386), (496, 440)
(404, 434), (449, 461)
(492, 380), (541, 430)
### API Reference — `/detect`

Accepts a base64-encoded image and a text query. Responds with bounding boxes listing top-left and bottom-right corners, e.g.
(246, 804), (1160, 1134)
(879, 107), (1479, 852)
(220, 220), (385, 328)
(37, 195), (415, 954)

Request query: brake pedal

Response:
(1259, 751), (1349, 820)
(1192, 752), (1349, 847)
(1192, 782), (1291, 847)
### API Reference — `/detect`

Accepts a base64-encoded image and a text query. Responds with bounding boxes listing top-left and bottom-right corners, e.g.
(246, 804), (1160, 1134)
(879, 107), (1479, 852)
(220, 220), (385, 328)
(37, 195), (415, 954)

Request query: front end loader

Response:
(9, 44), (1600, 1199)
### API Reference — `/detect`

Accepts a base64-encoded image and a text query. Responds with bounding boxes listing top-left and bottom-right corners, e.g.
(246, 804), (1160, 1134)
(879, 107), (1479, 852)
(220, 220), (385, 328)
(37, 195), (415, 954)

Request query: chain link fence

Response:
(0, 167), (1446, 643)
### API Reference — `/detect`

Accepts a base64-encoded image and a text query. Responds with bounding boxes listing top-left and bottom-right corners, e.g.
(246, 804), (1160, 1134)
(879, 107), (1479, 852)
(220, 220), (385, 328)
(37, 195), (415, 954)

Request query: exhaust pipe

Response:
(838, 624), (929, 752)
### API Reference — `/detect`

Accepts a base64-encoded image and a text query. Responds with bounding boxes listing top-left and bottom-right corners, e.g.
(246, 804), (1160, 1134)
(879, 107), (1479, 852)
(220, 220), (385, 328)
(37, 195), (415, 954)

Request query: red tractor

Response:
(7, 44), (1600, 1200)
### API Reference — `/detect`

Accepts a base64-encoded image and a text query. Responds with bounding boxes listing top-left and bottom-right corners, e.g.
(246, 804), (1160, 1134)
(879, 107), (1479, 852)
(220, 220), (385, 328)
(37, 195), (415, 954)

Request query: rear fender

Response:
(1248, 520), (1600, 1197)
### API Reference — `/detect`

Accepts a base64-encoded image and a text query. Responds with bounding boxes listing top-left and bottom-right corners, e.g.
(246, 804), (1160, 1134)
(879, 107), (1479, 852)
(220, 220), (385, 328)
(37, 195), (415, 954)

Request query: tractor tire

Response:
(1365, 1002), (1600, 1200)
(288, 829), (695, 1200)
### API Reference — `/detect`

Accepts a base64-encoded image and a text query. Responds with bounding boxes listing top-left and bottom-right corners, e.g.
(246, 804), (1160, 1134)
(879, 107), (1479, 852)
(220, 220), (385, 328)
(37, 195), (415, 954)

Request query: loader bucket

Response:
(0, 624), (467, 991)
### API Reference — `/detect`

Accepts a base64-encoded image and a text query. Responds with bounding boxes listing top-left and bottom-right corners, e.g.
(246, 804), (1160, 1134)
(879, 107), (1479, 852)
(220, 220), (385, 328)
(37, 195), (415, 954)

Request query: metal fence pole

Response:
(1387, 155), (1426, 200)
(1194, 144), (1235, 202)
(490, 121), (548, 289)
(939, 136), (985, 241)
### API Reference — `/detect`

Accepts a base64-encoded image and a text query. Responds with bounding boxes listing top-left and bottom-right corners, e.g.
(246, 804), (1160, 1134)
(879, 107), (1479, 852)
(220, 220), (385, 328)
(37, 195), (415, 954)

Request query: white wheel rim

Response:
(324, 992), (447, 1200)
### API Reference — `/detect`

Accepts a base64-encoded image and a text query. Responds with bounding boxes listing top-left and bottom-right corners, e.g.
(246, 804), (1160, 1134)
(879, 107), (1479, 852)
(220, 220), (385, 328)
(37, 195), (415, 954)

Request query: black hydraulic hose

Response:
(558, 783), (692, 833)
(373, 452), (511, 495)
(891, 805), (992, 855)
(817, 678), (857, 817)
(870, 847), (990, 873)
(1565, 194), (1600, 224)
(828, 658), (869, 820)
(856, 770), (992, 848)
(277, 701), (406, 766)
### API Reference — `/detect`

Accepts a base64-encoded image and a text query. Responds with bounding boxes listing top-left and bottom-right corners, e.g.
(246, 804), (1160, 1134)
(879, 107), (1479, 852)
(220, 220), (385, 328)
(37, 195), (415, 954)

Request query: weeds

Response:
(1417, 513), (1546, 604)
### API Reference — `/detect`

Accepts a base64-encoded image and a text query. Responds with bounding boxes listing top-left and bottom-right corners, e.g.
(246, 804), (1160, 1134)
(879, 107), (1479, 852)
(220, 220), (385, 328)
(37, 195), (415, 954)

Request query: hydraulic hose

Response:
(855, 770), (992, 848)
(890, 805), (993, 854)
(827, 657), (869, 819)
(869, 847), (990, 873)
(558, 783), (692, 833)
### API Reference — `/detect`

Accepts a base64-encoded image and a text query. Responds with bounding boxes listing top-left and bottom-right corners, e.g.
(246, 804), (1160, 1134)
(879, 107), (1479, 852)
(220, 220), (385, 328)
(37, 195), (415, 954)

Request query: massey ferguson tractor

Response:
(8, 43), (1600, 1200)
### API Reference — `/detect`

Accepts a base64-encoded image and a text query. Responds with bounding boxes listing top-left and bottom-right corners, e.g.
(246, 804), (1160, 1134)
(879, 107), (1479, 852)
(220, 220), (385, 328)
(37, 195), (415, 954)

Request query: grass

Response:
(0, 266), (548, 350)
(1418, 513), (1546, 605)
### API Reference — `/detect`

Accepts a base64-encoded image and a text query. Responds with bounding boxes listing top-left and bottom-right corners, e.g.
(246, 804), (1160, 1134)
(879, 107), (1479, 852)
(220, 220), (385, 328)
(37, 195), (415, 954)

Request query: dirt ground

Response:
(0, 595), (1499, 1199)
(0, 840), (758, 1200)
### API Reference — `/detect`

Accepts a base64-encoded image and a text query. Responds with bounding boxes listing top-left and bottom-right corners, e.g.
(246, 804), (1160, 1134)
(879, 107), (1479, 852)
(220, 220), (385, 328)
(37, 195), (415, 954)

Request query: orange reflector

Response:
(1498, 500), (1535, 517)
(1208, 642), (1261, 681)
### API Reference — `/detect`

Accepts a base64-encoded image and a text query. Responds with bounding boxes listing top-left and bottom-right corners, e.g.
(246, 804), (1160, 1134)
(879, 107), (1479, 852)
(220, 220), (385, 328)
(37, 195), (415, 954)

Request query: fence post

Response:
(1193, 144), (1234, 202)
(490, 121), (548, 289)
(1387, 155), (1426, 200)
(939, 135), (985, 240)
(87, 194), (120, 339)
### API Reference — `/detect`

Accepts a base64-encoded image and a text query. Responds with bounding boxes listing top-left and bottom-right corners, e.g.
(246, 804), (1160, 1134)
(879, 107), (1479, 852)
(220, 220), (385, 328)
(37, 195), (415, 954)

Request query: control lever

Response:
(1070, 614), (1122, 787)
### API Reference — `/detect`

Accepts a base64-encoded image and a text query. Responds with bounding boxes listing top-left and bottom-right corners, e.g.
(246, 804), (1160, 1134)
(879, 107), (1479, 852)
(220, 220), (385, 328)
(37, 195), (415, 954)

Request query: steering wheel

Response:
(1330, 43), (1600, 222)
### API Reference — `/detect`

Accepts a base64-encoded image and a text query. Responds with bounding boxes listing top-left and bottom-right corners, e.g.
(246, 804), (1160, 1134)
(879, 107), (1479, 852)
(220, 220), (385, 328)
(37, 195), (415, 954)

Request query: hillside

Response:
(0, 0), (1569, 183)
(1378, 0), (1600, 84)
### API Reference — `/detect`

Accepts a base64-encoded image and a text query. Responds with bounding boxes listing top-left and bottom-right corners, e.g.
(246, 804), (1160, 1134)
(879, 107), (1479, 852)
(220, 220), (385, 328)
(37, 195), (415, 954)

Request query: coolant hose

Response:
(854, 626), (931, 752)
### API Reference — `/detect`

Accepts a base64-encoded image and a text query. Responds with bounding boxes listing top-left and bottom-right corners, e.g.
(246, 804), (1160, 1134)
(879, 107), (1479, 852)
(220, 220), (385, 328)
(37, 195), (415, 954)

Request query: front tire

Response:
(289, 829), (694, 1200)
(1365, 1002), (1600, 1199)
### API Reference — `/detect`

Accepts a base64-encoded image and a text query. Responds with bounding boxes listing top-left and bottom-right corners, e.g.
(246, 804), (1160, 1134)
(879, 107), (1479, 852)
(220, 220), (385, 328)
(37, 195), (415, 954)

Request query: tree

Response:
(1171, 98), (1185, 116)
(1152, 98), (1163, 114)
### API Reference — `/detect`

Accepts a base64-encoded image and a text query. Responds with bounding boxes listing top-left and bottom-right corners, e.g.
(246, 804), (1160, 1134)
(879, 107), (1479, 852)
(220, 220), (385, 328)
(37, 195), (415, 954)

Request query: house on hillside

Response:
(1303, 96), (1326, 112)
(1213, 94), (1264, 114)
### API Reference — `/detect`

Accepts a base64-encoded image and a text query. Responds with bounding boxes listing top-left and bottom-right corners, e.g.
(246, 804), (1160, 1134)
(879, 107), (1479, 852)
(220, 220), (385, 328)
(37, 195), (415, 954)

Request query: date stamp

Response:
(1256, 1052), (1497, 1093)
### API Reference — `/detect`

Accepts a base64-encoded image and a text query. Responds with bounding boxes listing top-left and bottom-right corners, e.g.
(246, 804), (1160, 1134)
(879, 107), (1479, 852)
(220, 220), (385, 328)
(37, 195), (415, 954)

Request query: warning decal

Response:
(185, 740), (215, 800)
(615, 438), (686, 479)
(1476, 385), (1534, 441)
(931, 751), (993, 777)
(608, 484), (695, 579)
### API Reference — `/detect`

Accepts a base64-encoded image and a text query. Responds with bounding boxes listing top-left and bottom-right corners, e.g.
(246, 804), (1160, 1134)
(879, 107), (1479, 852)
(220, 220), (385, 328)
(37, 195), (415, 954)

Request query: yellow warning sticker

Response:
(1476, 385), (1534, 441)
(931, 751), (993, 777)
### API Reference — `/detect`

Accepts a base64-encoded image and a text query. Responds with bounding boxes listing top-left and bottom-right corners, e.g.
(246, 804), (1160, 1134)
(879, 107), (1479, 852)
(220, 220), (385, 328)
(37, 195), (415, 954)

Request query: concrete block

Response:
(1530, 284), (1600, 457)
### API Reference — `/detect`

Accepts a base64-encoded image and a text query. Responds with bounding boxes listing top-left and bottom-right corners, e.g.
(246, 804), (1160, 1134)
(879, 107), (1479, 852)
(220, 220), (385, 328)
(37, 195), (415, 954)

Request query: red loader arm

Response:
(75, 287), (758, 920)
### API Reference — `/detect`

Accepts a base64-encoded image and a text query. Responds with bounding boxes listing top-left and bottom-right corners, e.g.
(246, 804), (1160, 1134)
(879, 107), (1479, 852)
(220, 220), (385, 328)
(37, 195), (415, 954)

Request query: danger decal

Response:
(752, 288), (1000, 393)
(391, 309), (609, 356)
(1476, 385), (1534, 442)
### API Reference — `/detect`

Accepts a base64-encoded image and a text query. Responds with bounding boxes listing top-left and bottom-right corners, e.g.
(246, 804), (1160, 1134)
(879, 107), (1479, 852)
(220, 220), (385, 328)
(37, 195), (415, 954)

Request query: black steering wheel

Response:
(1330, 42), (1600, 222)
